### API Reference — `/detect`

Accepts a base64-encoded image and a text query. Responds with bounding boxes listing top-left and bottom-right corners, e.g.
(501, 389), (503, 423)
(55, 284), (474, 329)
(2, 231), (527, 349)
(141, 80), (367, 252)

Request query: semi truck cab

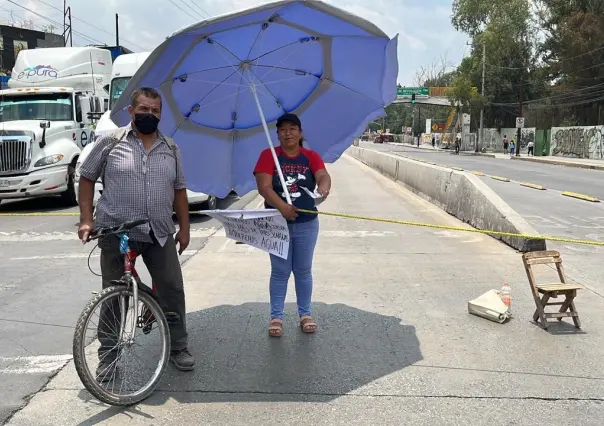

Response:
(0, 46), (111, 205)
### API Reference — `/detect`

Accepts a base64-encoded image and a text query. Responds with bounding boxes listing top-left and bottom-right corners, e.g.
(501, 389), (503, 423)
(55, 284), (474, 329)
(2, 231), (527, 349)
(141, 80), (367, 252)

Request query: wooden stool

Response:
(521, 250), (582, 330)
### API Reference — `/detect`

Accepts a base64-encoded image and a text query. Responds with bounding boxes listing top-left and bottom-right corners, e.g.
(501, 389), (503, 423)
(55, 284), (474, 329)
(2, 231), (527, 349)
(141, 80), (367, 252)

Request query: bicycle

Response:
(72, 219), (170, 406)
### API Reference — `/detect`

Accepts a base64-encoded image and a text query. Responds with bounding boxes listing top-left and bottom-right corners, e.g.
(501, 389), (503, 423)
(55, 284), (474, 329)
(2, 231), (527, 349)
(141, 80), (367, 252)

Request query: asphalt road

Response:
(361, 142), (604, 296)
(363, 142), (604, 199)
(0, 191), (257, 424)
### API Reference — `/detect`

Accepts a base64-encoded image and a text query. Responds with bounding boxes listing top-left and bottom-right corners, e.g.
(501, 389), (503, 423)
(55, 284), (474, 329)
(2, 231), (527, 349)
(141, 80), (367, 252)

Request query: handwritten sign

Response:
(204, 209), (290, 259)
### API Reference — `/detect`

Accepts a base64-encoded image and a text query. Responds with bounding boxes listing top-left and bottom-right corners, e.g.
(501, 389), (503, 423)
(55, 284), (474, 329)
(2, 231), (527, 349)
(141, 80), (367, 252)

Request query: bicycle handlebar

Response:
(87, 219), (149, 241)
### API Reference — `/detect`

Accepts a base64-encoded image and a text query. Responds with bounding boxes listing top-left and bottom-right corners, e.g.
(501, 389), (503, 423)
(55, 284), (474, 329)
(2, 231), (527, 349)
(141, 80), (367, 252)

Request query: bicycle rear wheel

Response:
(73, 285), (170, 406)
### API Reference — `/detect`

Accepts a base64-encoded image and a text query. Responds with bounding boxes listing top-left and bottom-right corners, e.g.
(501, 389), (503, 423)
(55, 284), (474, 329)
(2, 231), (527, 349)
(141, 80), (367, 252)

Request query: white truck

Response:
(75, 52), (218, 209)
(0, 46), (111, 205)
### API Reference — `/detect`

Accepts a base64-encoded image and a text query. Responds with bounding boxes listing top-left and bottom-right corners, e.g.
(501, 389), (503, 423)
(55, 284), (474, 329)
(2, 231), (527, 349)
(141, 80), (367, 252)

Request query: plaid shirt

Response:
(79, 122), (186, 243)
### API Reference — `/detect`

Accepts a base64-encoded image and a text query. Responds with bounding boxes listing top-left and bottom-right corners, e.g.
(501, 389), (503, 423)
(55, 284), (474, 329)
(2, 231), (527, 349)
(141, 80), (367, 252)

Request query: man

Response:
(503, 135), (509, 154)
(77, 87), (195, 377)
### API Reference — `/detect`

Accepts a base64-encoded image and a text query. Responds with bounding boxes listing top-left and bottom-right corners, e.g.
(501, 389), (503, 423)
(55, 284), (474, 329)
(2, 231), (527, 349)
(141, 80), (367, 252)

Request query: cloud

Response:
(13, 0), (468, 84)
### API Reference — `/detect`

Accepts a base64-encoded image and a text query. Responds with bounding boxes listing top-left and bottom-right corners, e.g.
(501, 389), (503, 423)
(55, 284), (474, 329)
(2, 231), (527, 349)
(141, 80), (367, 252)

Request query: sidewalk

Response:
(8, 156), (604, 425)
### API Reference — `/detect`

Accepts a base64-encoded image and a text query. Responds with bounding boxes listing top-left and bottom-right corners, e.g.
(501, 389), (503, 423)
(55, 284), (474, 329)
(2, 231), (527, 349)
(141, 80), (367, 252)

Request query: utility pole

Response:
(115, 14), (119, 46)
(477, 38), (486, 153)
(516, 74), (523, 156)
(63, 1), (72, 47)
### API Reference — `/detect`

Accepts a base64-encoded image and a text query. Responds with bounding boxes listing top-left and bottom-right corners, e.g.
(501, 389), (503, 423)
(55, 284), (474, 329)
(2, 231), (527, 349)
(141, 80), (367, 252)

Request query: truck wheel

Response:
(60, 165), (78, 207)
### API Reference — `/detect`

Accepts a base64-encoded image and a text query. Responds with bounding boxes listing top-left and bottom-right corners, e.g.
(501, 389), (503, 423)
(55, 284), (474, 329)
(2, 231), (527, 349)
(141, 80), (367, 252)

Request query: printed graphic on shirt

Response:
(254, 147), (325, 223)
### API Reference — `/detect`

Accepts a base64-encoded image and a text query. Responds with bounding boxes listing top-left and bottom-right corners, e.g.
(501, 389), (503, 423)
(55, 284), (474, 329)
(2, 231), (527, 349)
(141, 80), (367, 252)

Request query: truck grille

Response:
(0, 140), (30, 174)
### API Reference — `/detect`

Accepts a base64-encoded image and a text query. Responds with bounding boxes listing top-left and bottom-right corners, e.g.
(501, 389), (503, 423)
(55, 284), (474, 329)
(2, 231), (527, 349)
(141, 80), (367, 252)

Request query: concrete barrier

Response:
(347, 146), (545, 252)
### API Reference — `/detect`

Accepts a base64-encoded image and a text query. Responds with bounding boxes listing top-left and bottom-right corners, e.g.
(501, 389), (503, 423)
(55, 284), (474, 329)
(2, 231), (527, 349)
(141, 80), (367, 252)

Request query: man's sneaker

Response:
(170, 348), (195, 371)
(96, 361), (117, 383)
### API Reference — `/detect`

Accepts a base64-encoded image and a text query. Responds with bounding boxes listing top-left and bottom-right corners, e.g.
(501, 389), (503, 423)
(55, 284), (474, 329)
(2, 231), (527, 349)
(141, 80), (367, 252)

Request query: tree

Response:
(535, 0), (604, 125)
(413, 54), (456, 87)
(448, 0), (548, 128)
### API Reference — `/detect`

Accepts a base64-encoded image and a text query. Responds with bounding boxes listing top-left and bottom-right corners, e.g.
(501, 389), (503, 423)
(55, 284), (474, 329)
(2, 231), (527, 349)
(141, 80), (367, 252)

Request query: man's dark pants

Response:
(96, 233), (188, 363)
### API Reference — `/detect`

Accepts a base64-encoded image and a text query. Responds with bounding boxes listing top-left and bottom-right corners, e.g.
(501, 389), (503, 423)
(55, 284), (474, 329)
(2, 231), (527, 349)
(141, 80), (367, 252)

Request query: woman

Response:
(253, 113), (331, 337)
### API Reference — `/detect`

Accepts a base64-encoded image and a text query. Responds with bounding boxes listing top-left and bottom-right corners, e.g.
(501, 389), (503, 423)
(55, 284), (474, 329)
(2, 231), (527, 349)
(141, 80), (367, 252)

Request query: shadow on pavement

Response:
(76, 302), (422, 425)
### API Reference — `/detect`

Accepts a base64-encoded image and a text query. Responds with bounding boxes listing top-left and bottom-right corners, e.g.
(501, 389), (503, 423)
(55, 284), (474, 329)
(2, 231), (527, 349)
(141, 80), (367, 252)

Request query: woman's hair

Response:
(299, 136), (304, 147)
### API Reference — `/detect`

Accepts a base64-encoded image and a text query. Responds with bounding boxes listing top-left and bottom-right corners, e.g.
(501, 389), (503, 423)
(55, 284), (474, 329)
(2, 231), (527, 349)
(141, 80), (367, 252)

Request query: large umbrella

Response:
(111, 0), (399, 201)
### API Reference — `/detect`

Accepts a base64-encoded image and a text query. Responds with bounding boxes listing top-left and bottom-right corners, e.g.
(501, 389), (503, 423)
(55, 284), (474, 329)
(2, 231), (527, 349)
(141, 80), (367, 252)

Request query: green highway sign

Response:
(397, 87), (429, 97)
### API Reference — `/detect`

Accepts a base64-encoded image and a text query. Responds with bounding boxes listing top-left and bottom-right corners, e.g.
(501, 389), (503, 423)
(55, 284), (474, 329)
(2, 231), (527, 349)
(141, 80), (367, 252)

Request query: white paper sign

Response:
(204, 209), (290, 259)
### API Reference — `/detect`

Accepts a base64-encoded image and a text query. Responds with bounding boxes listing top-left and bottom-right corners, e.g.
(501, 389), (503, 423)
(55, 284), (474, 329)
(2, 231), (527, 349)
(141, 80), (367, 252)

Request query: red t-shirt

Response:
(254, 146), (325, 222)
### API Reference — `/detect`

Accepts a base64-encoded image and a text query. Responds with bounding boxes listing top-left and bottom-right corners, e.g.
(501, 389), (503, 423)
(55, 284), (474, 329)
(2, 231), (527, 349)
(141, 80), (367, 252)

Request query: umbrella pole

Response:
(249, 83), (293, 205)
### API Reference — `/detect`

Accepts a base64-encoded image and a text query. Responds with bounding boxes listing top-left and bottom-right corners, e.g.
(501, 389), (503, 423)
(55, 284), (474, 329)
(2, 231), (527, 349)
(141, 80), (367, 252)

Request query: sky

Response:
(4, 0), (470, 85)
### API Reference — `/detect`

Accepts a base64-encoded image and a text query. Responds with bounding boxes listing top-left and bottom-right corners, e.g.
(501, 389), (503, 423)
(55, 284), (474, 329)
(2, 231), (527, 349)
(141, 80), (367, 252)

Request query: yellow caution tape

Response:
(2, 208), (603, 247)
(297, 209), (604, 247)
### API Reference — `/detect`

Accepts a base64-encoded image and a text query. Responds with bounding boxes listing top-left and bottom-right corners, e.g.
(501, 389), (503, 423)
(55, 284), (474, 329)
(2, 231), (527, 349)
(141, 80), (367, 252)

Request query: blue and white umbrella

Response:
(111, 0), (398, 200)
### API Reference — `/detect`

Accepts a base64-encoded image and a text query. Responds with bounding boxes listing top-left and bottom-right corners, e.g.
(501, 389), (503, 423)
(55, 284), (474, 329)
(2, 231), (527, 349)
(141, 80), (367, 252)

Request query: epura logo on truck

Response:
(17, 65), (58, 80)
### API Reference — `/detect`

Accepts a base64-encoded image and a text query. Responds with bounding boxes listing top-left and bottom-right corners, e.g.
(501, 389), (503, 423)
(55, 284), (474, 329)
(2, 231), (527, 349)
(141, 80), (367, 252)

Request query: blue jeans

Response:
(269, 218), (319, 320)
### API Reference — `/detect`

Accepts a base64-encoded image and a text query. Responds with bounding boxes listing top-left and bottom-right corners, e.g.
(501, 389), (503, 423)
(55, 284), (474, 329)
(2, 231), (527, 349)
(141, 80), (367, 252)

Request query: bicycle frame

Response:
(117, 233), (158, 341)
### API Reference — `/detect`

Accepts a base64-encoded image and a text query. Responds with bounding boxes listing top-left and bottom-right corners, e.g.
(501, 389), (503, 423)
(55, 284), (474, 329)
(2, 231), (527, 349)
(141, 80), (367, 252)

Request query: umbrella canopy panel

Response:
(111, 0), (398, 198)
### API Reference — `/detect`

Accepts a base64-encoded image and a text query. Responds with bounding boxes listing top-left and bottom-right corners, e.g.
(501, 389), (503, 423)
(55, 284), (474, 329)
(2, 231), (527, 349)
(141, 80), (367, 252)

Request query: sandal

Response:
(268, 318), (283, 337)
(300, 315), (317, 333)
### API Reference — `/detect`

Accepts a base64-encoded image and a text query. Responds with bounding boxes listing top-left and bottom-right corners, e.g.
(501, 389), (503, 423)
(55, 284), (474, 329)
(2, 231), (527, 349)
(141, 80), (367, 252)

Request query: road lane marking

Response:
(472, 171), (485, 176)
(0, 354), (72, 374)
(0, 228), (218, 243)
(491, 176), (510, 182)
(520, 182), (546, 190)
(10, 249), (200, 260)
(561, 191), (600, 202)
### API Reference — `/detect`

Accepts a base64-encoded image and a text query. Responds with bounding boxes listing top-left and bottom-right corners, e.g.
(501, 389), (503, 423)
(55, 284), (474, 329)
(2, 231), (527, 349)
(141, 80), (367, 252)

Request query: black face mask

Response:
(134, 113), (160, 135)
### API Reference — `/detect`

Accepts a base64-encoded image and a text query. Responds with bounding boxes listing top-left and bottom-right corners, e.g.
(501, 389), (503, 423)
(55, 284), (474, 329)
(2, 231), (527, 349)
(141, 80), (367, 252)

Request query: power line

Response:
(186, 0), (211, 18)
(486, 45), (604, 71)
(168, 0), (204, 21)
(5, 0), (106, 46)
(34, 0), (144, 50)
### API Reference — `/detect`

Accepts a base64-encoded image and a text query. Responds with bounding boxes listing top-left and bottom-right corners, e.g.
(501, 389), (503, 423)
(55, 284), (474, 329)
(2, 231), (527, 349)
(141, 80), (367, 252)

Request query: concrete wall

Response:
(482, 128), (536, 152)
(347, 146), (546, 252)
(550, 126), (604, 159)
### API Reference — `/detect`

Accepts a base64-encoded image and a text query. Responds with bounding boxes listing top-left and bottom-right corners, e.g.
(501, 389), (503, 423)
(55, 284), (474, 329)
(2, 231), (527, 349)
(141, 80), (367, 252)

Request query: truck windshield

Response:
(0, 93), (73, 122)
(110, 77), (131, 109)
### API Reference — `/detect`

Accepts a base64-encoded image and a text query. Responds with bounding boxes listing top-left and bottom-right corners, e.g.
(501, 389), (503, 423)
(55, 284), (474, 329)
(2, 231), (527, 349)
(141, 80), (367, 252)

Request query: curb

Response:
(511, 156), (604, 171)
(459, 152), (497, 158)
(561, 191), (600, 202)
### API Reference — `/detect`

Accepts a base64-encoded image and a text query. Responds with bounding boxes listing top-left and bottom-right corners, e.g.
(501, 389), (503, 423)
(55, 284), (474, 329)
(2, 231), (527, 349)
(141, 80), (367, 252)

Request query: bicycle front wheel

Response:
(73, 285), (170, 406)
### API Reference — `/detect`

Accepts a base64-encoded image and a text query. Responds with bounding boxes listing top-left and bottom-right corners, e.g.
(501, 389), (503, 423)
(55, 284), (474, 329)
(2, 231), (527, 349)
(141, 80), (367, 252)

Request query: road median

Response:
(346, 146), (546, 252)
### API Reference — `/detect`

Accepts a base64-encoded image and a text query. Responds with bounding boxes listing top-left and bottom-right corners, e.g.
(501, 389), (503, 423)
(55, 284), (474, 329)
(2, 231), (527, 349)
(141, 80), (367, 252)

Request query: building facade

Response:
(0, 25), (64, 73)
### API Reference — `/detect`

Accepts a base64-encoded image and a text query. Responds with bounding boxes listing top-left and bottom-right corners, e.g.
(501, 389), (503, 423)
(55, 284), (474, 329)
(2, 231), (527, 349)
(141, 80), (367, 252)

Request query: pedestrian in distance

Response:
(503, 135), (509, 154)
(77, 87), (195, 378)
(527, 140), (534, 156)
(253, 113), (332, 337)
(509, 140), (516, 156)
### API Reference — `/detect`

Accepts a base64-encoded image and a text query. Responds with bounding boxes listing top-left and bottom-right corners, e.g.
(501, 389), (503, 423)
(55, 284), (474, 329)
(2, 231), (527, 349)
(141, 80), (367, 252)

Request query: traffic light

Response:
(411, 93), (416, 104)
